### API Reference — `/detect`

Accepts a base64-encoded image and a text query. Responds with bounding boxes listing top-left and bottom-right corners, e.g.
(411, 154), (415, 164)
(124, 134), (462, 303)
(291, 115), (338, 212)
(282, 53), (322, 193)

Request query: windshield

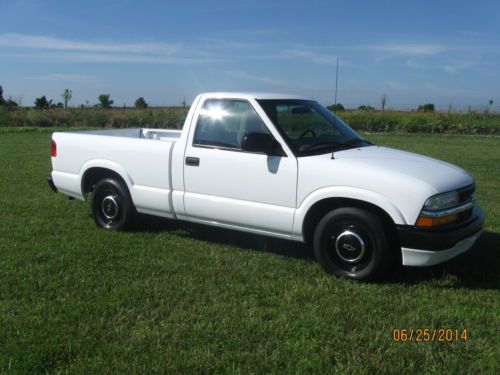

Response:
(257, 99), (372, 156)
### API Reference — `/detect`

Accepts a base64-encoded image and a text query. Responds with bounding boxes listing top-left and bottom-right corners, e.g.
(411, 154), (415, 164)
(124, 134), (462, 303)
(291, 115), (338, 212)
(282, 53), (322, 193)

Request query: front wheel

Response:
(91, 178), (135, 230)
(313, 207), (393, 281)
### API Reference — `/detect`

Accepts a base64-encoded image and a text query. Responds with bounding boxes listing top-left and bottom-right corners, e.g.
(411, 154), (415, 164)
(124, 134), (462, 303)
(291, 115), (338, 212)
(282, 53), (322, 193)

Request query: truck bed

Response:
(72, 128), (182, 142)
(51, 127), (180, 217)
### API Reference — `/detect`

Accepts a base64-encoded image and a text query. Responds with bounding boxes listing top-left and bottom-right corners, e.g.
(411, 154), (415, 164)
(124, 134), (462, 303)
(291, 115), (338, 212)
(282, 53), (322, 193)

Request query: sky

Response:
(0, 0), (499, 109)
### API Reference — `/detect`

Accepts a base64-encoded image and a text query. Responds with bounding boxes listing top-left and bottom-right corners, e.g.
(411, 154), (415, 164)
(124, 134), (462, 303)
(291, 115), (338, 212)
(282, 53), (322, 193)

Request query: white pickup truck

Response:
(48, 92), (484, 280)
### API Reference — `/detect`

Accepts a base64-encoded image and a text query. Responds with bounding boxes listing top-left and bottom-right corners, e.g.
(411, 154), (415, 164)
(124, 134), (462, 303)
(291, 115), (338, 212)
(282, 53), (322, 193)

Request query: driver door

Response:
(183, 98), (297, 237)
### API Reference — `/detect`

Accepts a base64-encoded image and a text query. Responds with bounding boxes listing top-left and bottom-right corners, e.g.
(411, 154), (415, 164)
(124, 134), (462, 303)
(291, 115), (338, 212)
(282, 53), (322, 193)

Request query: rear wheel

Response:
(313, 207), (392, 281)
(91, 178), (135, 230)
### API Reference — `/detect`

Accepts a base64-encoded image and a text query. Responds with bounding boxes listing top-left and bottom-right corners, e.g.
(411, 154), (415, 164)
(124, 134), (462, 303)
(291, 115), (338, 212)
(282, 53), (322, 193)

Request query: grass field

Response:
(0, 132), (499, 374)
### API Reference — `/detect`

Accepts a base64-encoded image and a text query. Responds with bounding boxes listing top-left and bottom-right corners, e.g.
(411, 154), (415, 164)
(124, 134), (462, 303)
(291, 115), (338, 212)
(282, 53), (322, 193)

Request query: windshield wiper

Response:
(336, 138), (373, 148)
(302, 138), (373, 155)
(302, 141), (339, 151)
(330, 138), (373, 159)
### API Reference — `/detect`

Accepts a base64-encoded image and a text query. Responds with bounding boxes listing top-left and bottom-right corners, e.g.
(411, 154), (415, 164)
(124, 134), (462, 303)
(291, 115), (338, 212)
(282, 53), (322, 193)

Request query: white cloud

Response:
(0, 33), (180, 54)
(197, 38), (260, 50)
(226, 70), (283, 85)
(24, 73), (99, 82)
(385, 81), (407, 90)
(365, 43), (448, 56)
(0, 33), (219, 65)
(441, 60), (478, 73)
(406, 58), (425, 69)
(283, 45), (337, 65)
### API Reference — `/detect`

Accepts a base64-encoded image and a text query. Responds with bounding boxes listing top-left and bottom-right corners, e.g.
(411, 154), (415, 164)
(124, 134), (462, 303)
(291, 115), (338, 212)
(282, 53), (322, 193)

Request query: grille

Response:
(458, 184), (475, 203)
(457, 208), (473, 222)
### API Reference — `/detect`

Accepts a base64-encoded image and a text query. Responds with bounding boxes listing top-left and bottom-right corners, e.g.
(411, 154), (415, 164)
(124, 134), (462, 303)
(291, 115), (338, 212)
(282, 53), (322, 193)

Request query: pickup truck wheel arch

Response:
(82, 167), (131, 199)
(302, 197), (399, 247)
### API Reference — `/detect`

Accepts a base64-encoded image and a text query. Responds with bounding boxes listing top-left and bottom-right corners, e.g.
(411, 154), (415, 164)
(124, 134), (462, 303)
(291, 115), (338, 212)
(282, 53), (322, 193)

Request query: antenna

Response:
(334, 57), (339, 105)
(332, 58), (339, 159)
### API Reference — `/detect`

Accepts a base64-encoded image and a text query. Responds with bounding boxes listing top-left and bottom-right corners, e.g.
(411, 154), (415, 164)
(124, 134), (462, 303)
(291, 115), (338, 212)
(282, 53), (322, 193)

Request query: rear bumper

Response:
(397, 206), (484, 267)
(47, 175), (57, 193)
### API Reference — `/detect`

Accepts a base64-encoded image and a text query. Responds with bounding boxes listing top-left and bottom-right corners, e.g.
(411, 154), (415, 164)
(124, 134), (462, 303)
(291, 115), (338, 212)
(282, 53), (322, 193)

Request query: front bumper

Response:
(397, 206), (484, 266)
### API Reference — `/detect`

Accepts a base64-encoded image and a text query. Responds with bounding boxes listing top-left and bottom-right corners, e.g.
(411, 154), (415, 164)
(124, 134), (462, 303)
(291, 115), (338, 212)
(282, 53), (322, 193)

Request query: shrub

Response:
(98, 94), (113, 109)
(34, 96), (51, 110)
(329, 103), (345, 111)
(417, 103), (435, 112)
(135, 97), (148, 109)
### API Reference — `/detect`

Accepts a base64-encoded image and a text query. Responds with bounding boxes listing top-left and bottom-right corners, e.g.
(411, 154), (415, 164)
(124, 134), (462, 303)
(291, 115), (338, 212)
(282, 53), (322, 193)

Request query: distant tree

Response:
(3, 98), (18, 111)
(34, 96), (51, 110)
(61, 89), (72, 109)
(134, 97), (148, 109)
(98, 94), (113, 109)
(381, 94), (388, 113)
(182, 97), (186, 108)
(0, 85), (4, 106)
(417, 103), (435, 112)
(358, 105), (375, 111)
(329, 103), (345, 112)
(487, 99), (494, 114)
(56, 102), (64, 108)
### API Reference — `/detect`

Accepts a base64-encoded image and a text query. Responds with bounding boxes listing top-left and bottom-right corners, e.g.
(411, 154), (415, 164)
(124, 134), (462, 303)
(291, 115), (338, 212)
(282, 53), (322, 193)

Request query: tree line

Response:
(329, 94), (495, 114)
(32, 90), (149, 110)
(0, 85), (150, 111)
(0, 84), (495, 113)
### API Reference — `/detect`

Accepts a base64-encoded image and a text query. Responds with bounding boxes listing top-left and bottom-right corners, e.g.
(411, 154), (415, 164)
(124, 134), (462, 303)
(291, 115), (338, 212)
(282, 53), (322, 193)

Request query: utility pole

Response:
(334, 58), (339, 105)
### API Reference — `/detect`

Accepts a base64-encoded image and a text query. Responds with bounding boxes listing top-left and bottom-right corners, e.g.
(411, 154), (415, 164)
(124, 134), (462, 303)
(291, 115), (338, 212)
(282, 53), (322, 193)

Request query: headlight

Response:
(416, 190), (461, 227)
(423, 191), (459, 211)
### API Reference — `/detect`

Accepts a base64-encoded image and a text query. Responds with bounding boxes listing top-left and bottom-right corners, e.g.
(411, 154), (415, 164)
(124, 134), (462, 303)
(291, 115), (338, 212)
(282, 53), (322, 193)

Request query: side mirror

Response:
(241, 132), (285, 156)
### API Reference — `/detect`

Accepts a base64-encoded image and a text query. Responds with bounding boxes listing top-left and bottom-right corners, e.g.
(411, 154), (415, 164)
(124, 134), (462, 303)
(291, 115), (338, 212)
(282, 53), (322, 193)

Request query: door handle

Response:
(185, 156), (200, 166)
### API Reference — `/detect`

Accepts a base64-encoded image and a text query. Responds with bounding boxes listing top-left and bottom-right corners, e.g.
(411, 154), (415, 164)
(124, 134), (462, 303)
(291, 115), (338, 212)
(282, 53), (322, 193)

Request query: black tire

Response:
(313, 207), (393, 281)
(91, 178), (135, 230)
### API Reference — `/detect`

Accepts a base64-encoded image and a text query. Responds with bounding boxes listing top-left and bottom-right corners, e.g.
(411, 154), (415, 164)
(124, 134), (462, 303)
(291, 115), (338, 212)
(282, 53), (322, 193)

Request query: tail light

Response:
(51, 139), (57, 157)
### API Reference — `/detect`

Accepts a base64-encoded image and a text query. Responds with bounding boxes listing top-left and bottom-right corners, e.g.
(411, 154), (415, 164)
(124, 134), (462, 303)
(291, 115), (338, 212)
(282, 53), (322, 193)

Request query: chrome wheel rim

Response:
(101, 195), (119, 220)
(334, 230), (366, 263)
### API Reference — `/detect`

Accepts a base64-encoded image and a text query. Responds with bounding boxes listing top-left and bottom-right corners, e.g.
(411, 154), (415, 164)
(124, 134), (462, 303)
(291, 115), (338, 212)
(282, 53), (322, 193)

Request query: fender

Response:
(79, 159), (134, 196)
(292, 186), (408, 241)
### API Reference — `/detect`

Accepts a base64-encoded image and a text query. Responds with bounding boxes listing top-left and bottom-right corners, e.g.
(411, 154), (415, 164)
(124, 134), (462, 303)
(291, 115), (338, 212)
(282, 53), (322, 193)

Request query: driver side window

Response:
(193, 99), (270, 150)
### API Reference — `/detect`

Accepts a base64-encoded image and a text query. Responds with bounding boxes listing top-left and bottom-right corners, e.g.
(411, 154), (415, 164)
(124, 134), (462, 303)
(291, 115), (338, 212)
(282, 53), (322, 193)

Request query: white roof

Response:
(200, 92), (310, 100)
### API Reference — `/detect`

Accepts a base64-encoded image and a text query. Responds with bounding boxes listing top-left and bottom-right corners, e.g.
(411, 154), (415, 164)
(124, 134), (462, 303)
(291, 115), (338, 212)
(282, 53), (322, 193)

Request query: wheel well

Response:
(81, 168), (129, 199)
(302, 198), (399, 245)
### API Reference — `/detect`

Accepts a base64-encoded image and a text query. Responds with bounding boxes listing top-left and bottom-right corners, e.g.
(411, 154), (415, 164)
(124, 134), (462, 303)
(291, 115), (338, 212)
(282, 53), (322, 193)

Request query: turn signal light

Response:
(51, 139), (57, 157)
(416, 214), (458, 227)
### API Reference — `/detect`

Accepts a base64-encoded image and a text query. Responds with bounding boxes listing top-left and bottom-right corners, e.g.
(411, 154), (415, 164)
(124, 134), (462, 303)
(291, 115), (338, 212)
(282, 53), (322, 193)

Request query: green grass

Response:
(0, 132), (499, 374)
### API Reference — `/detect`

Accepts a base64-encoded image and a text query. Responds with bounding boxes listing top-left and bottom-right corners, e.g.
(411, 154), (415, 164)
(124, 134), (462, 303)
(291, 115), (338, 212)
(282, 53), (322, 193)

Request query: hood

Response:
(332, 146), (473, 192)
(297, 146), (474, 224)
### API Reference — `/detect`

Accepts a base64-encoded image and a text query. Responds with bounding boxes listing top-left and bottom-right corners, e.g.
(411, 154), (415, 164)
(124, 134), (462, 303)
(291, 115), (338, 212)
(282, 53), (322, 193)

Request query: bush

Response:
(417, 103), (435, 112)
(135, 97), (148, 109)
(329, 103), (345, 112)
(3, 99), (18, 111)
(98, 94), (113, 109)
(1, 107), (499, 135)
(34, 96), (51, 110)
